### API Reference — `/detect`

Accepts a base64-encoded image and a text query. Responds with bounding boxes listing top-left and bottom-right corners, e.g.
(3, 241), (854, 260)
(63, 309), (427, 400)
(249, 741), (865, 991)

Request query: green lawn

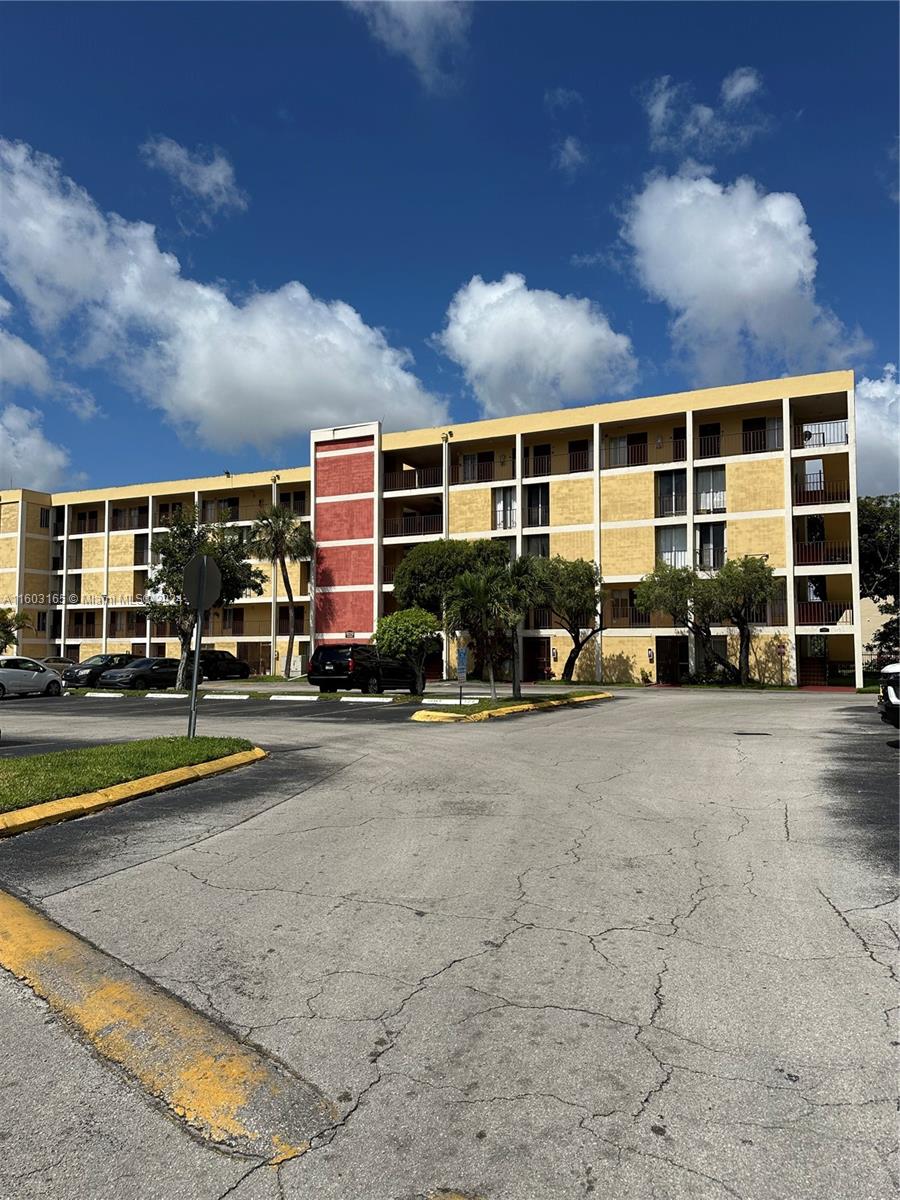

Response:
(0, 736), (253, 813)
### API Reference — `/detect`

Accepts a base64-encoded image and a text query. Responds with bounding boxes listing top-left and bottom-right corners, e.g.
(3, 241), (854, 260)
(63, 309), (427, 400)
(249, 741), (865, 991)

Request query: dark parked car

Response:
(307, 644), (417, 693)
(63, 653), (140, 688)
(96, 657), (184, 690)
(41, 655), (75, 670)
(186, 649), (251, 680)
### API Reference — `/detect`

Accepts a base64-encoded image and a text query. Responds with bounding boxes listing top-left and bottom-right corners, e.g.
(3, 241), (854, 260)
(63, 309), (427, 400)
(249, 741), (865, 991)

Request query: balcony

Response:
(695, 428), (783, 460)
(450, 459), (515, 484)
(794, 540), (851, 566)
(747, 599), (788, 625)
(793, 474), (850, 506)
(792, 420), (848, 450)
(111, 508), (149, 532)
(383, 513), (443, 538)
(523, 449), (593, 477)
(609, 601), (651, 628)
(602, 437), (686, 469)
(693, 491), (726, 516)
(795, 600), (853, 625)
(656, 493), (687, 518)
(383, 466), (442, 492)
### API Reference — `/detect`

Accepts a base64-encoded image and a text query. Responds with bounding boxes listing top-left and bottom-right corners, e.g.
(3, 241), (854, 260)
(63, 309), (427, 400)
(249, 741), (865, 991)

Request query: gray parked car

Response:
(0, 656), (63, 698)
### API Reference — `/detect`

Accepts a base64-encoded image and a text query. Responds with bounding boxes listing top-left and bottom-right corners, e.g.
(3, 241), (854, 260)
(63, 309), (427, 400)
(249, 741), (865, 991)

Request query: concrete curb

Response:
(410, 692), (613, 723)
(0, 747), (268, 838)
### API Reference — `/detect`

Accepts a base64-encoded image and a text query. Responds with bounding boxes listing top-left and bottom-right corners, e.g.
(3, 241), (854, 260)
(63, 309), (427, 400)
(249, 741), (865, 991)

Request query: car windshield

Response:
(120, 658), (150, 669)
(80, 655), (114, 666)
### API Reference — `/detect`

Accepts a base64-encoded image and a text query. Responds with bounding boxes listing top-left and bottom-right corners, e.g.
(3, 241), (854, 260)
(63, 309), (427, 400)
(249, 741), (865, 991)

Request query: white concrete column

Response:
(102, 498), (110, 652)
(442, 433), (452, 678)
(270, 476), (279, 674)
(60, 504), (70, 657)
(846, 381), (864, 688)
(373, 425), (384, 637)
(514, 431), (524, 676)
(685, 411), (697, 674)
(781, 396), (798, 685)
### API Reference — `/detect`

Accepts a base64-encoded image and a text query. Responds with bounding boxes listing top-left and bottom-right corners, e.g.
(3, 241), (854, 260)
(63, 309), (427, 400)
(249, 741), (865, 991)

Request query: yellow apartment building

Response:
(0, 370), (864, 687)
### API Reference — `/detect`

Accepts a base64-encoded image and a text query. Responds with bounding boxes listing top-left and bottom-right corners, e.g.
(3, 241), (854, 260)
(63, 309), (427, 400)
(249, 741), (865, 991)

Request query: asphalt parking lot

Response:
(0, 690), (896, 1200)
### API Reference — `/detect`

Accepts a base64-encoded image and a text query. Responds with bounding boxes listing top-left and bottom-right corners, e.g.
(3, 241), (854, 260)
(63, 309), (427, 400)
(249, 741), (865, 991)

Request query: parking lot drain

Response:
(0, 889), (335, 1159)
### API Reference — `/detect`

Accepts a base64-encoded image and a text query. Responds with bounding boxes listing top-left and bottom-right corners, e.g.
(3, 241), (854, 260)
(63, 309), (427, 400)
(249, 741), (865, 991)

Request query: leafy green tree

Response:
(392, 538), (510, 616)
(536, 556), (604, 682)
(0, 608), (30, 654)
(249, 505), (315, 679)
(708, 556), (777, 685)
(374, 607), (442, 695)
(500, 556), (552, 699)
(634, 564), (735, 681)
(858, 494), (899, 666)
(142, 507), (265, 689)
(446, 568), (511, 700)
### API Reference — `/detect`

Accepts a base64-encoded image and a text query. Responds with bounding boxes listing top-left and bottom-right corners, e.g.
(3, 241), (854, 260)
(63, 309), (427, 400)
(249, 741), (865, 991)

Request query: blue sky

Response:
(0, 1), (897, 493)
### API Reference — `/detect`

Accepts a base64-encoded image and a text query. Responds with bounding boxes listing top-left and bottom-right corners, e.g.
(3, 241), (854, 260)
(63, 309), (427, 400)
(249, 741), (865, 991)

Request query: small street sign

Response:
(184, 555), (222, 610)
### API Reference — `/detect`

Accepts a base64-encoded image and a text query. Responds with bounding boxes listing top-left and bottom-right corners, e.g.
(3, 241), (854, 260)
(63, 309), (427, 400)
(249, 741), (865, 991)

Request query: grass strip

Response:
(0, 736), (253, 813)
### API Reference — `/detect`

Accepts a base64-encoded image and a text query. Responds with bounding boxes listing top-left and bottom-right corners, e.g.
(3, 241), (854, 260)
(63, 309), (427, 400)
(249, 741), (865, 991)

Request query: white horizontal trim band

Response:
(316, 537), (375, 547)
(315, 446), (375, 459)
(316, 492), (375, 504)
(316, 584), (375, 593)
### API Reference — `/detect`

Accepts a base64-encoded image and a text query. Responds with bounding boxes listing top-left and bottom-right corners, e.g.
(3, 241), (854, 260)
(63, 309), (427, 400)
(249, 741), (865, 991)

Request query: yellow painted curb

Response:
(410, 693), (612, 723)
(0, 888), (334, 1157)
(0, 747), (267, 838)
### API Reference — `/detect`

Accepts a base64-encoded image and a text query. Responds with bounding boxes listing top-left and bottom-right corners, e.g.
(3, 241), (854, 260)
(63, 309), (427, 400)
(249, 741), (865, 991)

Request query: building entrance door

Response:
(522, 636), (551, 681)
(656, 636), (688, 684)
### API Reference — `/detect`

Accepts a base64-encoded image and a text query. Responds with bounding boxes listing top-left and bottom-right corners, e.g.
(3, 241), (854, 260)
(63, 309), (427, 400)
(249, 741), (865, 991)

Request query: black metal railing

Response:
(697, 546), (726, 570)
(609, 601), (651, 628)
(792, 474), (850, 505)
(601, 438), (686, 469)
(525, 506), (550, 528)
(383, 466), (442, 491)
(491, 509), (517, 531)
(696, 428), (784, 459)
(792, 420), (848, 449)
(795, 600), (853, 625)
(449, 460), (515, 484)
(693, 491), (727, 515)
(383, 513), (443, 537)
(656, 493), (687, 518)
(794, 540), (851, 566)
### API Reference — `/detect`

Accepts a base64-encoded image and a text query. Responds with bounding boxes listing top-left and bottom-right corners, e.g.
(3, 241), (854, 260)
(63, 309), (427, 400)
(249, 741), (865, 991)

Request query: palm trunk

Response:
(487, 655), (497, 701)
(511, 627), (521, 700)
(280, 553), (295, 679)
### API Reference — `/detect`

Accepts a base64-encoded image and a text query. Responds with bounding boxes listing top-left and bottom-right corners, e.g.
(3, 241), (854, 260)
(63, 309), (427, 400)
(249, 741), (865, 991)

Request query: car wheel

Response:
(363, 675), (381, 694)
(45, 680), (62, 696)
(318, 685), (332, 694)
(0, 683), (5, 699)
(240, 666), (250, 678)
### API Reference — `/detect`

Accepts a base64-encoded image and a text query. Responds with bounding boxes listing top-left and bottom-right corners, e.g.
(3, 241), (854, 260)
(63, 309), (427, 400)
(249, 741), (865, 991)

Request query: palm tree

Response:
(446, 568), (509, 700)
(249, 506), (315, 679)
(504, 555), (551, 699)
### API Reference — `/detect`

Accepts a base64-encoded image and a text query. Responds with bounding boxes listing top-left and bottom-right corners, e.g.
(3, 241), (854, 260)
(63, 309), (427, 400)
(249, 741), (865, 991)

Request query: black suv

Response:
(308, 644), (417, 693)
(187, 649), (251, 680)
(63, 653), (140, 687)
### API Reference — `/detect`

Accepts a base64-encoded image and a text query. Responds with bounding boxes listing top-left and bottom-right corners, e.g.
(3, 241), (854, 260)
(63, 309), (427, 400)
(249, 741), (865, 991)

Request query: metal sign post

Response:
(184, 554), (222, 739)
(456, 645), (468, 707)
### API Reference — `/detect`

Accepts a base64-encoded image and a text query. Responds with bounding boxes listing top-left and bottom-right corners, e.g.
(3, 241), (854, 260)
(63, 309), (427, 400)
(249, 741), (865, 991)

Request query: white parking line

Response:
(146, 693), (188, 700)
(204, 694), (250, 701)
(85, 692), (124, 698)
(422, 698), (478, 706)
(268, 695), (318, 702)
(339, 696), (393, 704)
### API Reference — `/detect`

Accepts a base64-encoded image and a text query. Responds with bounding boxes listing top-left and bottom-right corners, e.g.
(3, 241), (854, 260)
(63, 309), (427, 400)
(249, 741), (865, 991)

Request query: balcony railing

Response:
(527, 605), (554, 629)
(111, 512), (149, 531)
(383, 466), (442, 492)
(656, 493), (687, 518)
(602, 438), (686, 469)
(450, 460), (515, 484)
(794, 540), (851, 566)
(382, 562), (397, 583)
(697, 546), (726, 570)
(694, 491), (726, 515)
(792, 420), (848, 450)
(383, 513), (443, 537)
(747, 600), (788, 625)
(524, 506), (550, 528)
(522, 450), (593, 477)
(793, 474), (850, 506)
(795, 600), (853, 625)
(695, 428), (784, 459)
(492, 509), (517, 531)
(609, 603), (651, 628)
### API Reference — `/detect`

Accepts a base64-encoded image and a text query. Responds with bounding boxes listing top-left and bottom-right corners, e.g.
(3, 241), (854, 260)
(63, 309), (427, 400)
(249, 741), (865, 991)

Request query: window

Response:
(697, 523), (726, 570)
(36, 612), (48, 633)
(697, 422), (721, 459)
(524, 534), (549, 558)
(158, 501), (183, 525)
(656, 525), (687, 568)
(568, 439), (591, 472)
(223, 607), (245, 636)
(75, 510), (98, 534)
(524, 443), (551, 477)
(461, 451), (494, 482)
(742, 415), (782, 454)
(39, 507), (50, 528)
(279, 491), (306, 515)
(493, 486), (516, 531)
(657, 470), (687, 517)
(277, 606), (304, 636)
(695, 466), (726, 514)
(525, 483), (549, 527)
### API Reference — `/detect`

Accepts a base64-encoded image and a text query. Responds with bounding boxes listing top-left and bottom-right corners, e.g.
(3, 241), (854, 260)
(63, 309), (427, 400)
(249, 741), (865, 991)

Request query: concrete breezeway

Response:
(0, 691), (896, 1200)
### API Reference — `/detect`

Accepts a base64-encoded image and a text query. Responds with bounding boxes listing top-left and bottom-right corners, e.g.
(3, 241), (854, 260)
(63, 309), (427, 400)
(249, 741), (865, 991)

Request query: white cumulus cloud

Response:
(0, 138), (447, 453)
(856, 364), (899, 495)
(621, 167), (871, 384)
(544, 86), (583, 113)
(436, 273), (638, 418)
(0, 326), (52, 394)
(643, 68), (768, 154)
(0, 404), (70, 491)
(140, 135), (247, 225)
(345, 0), (471, 92)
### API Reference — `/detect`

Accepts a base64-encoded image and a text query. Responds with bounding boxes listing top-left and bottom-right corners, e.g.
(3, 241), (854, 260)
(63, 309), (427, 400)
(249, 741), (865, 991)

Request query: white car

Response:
(877, 663), (899, 728)
(0, 656), (63, 698)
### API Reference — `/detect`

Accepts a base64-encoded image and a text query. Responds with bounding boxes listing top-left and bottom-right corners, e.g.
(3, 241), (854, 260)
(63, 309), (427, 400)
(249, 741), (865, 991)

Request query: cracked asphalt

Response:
(0, 690), (897, 1200)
